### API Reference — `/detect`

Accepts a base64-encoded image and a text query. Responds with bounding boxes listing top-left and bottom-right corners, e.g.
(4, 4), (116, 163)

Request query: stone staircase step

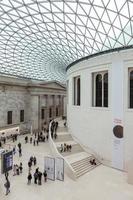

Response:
(75, 163), (101, 178)
(73, 164), (94, 172)
(54, 134), (73, 142)
(71, 159), (100, 170)
(53, 119), (102, 179)
(71, 156), (93, 166)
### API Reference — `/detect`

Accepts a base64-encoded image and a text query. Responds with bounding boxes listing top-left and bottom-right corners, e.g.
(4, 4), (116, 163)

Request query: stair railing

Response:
(48, 120), (77, 181)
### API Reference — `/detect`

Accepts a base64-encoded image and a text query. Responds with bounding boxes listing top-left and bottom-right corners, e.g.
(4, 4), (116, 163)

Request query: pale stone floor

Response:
(0, 135), (133, 200)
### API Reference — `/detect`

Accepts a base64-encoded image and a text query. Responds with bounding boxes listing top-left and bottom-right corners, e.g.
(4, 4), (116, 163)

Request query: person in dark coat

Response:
(33, 157), (37, 166)
(19, 148), (22, 157)
(27, 172), (32, 184)
(28, 161), (32, 171)
(18, 142), (21, 149)
(19, 162), (23, 173)
(43, 170), (47, 182)
(38, 171), (42, 185)
(34, 172), (38, 184)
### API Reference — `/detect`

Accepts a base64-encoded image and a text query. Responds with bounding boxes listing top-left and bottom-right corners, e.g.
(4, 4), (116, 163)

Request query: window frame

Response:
(92, 71), (108, 108)
(73, 75), (81, 106)
(20, 110), (24, 122)
(7, 111), (12, 125)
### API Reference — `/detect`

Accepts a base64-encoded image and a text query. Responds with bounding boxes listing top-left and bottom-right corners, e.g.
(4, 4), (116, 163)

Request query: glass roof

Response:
(0, 0), (132, 83)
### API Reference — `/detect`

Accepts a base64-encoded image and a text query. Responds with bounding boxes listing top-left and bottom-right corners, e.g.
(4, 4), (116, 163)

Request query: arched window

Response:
(130, 70), (133, 108)
(77, 78), (80, 106)
(104, 73), (108, 107)
(96, 74), (102, 107)
(93, 71), (108, 107)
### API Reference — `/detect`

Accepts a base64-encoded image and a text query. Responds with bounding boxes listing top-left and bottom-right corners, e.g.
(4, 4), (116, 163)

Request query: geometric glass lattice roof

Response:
(0, 0), (133, 83)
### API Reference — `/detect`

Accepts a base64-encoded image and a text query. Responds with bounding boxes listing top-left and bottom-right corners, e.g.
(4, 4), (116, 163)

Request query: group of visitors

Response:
(27, 168), (47, 185)
(60, 143), (72, 153)
(12, 134), (18, 142)
(24, 131), (49, 147)
(13, 163), (23, 175)
(1, 119), (62, 196)
(28, 156), (37, 170)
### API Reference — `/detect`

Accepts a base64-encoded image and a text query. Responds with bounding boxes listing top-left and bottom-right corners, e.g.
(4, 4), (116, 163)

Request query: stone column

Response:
(53, 95), (56, 118)
(59, 95), (63, 117)
(45, 94), (49, 123)
(38, 95), (41, 131)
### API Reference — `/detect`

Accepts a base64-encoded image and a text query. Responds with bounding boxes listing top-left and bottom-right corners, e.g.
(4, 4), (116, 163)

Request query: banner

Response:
(1, 151), (13, 174)
(56, 157), (64, 181)
(112, 60), (124, 170)
(44, 157), (55, 181)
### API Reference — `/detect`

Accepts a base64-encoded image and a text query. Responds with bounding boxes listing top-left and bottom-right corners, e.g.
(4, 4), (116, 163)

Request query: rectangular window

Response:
(20, 110), (24, 122)
(73, 76), (80, 106)
(7, 111), (12, 124)
(49, 107), (52, 118)
(41, 108), (45, 119)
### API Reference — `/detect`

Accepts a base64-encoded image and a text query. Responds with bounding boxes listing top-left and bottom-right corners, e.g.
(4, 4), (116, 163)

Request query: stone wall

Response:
(0, 77), (66, 134)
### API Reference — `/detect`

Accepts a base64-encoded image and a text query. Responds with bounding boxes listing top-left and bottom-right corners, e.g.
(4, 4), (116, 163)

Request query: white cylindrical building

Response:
(67, 47), (133, 171)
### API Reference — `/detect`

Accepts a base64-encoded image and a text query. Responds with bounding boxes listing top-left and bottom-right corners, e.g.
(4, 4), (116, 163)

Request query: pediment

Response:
(40, 81), (66, 90)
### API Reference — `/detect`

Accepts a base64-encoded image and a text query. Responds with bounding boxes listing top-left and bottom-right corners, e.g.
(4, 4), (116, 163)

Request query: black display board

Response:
(1, 151), (13, 174)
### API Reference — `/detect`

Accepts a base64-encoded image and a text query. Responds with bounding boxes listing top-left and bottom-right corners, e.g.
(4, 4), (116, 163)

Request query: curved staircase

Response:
(52, 119), (101, 178)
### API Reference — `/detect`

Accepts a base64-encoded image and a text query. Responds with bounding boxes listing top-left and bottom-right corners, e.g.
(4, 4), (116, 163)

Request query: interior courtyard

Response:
(0, 0), (133, 199)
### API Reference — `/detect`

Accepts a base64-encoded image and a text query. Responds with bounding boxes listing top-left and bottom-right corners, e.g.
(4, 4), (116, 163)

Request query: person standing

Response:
(33, 156), (37, 166)
(13, 164), (16, 176)
(36, 139), (39, 146)
(18, 142), (21, 149)
(34, 171), (38, 184)
(5, 171), (9, 180)
(28, 161), (32, 171)
(4, 178), (10, 195)
(38, 171), (42, 185)
(27, 172), (32, 184)
(43, 170), (47, 182)
(13, 146), (16, 155)
(18, 148), (22, 157)
(19, 162), (23, 173)
(30, 137), (32, 144)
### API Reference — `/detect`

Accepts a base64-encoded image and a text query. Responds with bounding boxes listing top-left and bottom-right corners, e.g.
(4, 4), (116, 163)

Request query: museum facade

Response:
(0, 76), (66, 136)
